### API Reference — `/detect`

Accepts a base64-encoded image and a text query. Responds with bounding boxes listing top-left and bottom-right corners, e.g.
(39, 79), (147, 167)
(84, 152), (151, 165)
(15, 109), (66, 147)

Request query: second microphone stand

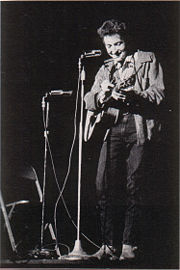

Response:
(40, 95), (61, 258)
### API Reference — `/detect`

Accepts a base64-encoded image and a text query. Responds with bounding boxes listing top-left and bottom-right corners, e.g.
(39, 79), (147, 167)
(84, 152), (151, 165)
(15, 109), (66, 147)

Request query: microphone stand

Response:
(39, 94), (61, 258)
(40, 94), (49, 251)
(64, 55), (88, 260)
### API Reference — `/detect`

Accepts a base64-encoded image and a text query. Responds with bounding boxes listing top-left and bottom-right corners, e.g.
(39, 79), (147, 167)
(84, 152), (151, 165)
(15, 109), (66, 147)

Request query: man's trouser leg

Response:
(96, 137), (126, 246)
(122, 142), (145, 245)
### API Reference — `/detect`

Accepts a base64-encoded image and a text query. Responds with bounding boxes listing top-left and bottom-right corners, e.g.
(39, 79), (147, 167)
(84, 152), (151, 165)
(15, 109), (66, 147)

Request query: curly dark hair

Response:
(97, 19), (127, 39)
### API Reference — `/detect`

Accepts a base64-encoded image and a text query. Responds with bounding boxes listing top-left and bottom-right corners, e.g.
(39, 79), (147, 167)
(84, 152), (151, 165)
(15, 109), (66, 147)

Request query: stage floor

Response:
(0, 258), (140, 269)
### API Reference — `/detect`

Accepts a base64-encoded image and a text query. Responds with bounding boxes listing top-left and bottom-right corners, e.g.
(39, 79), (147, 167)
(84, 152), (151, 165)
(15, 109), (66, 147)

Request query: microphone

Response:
(83, 50), (101, 58)
(49, 90), (73, 96)
(6, 200), (30, 207)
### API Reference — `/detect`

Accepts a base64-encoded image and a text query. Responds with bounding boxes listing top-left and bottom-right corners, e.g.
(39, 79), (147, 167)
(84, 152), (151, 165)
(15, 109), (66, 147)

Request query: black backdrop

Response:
(1, 1), (179, 268)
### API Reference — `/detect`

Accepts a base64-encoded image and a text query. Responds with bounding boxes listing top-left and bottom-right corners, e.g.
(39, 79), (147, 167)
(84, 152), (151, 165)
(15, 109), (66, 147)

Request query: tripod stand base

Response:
(60, 240), (89, 261)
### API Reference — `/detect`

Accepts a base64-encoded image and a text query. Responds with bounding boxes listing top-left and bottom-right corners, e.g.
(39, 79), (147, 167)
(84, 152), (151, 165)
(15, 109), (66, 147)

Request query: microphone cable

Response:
(51, 72), (100, 249)
(41, 74), (100, 255)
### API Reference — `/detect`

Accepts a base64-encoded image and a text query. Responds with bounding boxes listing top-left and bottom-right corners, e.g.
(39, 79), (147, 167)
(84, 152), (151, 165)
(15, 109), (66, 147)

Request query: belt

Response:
(116, 111), (131, 123)
(122, 112), (129, 116)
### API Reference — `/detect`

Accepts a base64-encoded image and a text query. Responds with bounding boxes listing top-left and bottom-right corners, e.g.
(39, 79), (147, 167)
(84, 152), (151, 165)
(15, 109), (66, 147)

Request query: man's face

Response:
(103, 34), (126, 59)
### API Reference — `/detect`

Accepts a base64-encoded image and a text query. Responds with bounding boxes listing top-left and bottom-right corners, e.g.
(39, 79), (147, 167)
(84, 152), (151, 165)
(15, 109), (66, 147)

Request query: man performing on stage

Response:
(84, 19), (165, 261)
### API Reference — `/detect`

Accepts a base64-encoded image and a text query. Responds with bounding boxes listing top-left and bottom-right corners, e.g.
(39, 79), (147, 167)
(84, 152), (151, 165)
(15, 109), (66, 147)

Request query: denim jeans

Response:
(97, 113), (146, 246)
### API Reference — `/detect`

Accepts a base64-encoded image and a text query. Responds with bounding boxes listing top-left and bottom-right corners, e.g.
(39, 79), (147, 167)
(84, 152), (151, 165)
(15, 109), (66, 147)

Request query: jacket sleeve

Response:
(135, 53), (165, 105)
(84, 65), (105, 111)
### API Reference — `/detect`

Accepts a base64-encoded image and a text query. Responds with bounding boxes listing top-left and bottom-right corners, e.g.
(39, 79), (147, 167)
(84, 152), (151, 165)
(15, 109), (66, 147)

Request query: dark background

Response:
(1, 1), (179, 268)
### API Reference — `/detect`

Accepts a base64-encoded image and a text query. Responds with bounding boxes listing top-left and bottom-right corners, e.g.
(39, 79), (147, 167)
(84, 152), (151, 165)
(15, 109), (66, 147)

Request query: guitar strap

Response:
(109, 61), (122, 84)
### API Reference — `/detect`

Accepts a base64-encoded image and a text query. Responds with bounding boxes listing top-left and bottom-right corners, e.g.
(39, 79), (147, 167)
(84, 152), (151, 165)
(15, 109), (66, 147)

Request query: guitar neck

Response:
(115, 75), (135, 91)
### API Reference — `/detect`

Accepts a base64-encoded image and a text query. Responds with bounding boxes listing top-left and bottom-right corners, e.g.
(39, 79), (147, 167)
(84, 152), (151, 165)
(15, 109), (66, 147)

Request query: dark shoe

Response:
(92, 245), (118, 260)
(119, 244), (137, 261)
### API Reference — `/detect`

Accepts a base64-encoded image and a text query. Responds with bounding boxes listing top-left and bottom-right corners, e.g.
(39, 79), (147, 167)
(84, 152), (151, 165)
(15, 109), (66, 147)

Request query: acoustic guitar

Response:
(84, 75), (135, 142)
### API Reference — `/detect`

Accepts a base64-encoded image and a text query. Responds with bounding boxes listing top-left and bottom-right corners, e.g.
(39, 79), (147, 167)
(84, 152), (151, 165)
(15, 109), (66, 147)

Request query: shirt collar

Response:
(104, 53), (135, 71)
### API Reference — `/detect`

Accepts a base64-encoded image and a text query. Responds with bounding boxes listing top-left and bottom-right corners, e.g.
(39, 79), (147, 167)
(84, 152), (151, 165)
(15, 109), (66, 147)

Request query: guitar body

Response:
(84, 107), (119, 142)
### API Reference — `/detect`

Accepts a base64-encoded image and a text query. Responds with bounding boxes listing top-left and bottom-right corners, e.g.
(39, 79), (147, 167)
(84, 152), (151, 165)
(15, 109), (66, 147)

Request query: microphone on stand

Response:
(49, 90), (73, 96)
(83, 49), (101, 58)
